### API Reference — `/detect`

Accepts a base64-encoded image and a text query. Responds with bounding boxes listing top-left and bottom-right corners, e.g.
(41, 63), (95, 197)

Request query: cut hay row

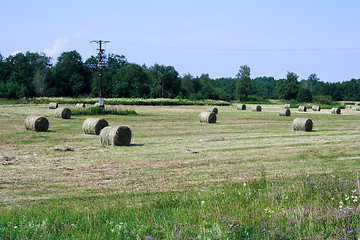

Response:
(24, 115), (49, 132)
(82, 118), (109, 135)
(75, 103), (86, 108)
(100, 126), (132, 146)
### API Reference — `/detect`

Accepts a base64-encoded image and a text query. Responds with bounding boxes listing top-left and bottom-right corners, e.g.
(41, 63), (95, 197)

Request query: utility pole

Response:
(90, 40), (110, 108)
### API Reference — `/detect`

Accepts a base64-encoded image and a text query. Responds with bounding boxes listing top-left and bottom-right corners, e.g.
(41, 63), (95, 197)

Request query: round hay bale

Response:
(75, 103), (86, 108)
(100, 126), (132, 146)
(252, 105), (261, 111)
(54, 108), (71, 119)
(284, 104), (291, 109)
(49, 102), (58, 109)
(355, 102), (360, 106)
(199, 112), (216, 123)
(82, 118), (109, 135)
(237, 104), (246, 110)
(331, 108), (341, 114)
(345, 105), (352, 109)
(356, 106), (360, 111)
(312, 106), (321, 111)
(292, 118), (313, 131)
(279, 109), (291, 116)
(25, 115), (49, 132)
(298, 106), (307, 112)
(206, 107), (218, 114)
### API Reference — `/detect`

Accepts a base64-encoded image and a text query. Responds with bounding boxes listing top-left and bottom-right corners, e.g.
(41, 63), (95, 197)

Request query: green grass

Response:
(71, 106), (137, 116)
(1, 172), (359, 239)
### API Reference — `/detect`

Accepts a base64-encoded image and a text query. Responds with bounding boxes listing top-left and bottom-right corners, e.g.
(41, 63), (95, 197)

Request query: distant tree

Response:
(196, 74), (219, 100)
(276, 72), (299, 100)
(212, 77), (236, 100)
(148, 64), (180, 98)
(112, 63), (150, 98)
(0, 52), (52, 98)
(87, 54), (128, 98)
(50, 51), (91, 97)
(296, 88), (313, 102)
(235, 65), (251, 101)
(251, 76), (277, 99)
(342, 78), (360, 101)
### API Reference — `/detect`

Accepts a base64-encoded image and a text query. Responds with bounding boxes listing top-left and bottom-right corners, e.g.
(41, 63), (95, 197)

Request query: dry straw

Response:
(298, 106), (307, 112)
(252, 105), (262, 111)
(199, 112), (217, 123)
(293, 118), (313, 131)
(54, 108), (71, 119)
(100, 126), (132, 146)
(331, 108), (341, 114)
(312, 106), (321, 111)
(237, 104), (246, 110)
(284, 104), (291, 109)
(82, 118), (109, 135)
(356, 106), (360, 111)
(279, 109), (291, 116)
(206, 107), (218, 114)
(75, 103), (86, 108)
(49, 102), (58, 109)
(25, 115), (49, 132)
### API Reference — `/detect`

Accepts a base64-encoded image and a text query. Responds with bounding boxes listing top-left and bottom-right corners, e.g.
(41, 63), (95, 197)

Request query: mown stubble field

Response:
(1, 104), (360, 205)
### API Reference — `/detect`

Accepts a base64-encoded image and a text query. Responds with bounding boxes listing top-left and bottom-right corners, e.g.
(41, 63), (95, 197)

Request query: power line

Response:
(114, 42), (360, 53)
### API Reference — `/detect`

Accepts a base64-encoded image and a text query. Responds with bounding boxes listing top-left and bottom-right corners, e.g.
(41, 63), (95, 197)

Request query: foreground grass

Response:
(1, 172), (359, 239)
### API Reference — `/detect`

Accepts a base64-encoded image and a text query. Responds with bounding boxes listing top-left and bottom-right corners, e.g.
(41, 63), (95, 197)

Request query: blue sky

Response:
(1, 0), (360, 82)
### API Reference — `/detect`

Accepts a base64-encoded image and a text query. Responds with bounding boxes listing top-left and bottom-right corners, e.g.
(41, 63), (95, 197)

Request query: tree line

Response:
(1, 50), (359, 103)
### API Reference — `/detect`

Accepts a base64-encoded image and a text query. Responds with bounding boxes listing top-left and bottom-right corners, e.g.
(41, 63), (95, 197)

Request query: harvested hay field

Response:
(0, 104), (360, 204)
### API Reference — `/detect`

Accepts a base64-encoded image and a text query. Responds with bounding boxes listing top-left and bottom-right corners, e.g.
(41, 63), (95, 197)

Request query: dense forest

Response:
(1, 50), (359, 103)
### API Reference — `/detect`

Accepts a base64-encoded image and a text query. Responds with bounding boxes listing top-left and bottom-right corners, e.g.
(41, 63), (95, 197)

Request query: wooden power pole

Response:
(90, 40), (110, 108)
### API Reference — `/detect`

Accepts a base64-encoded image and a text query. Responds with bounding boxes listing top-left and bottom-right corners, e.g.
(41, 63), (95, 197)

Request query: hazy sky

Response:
(1, 0), (360, 82)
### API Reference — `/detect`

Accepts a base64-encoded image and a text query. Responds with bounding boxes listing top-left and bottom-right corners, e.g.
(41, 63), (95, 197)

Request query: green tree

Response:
(180, 74), (202, 99)
(148, 64), (180, 98)
(112, 63), (150, 98)
(251, 76), (277, 99)
(235, 65), (251, 101)
(196, 74), (219, 100)
(0, 52), (52, 98)
(50, 51), (91, 96)
(86, 54), (128, 98)
(342, 78), (360, 101)
(296, 88), (313, 102)
(276, 72), (299, 100)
